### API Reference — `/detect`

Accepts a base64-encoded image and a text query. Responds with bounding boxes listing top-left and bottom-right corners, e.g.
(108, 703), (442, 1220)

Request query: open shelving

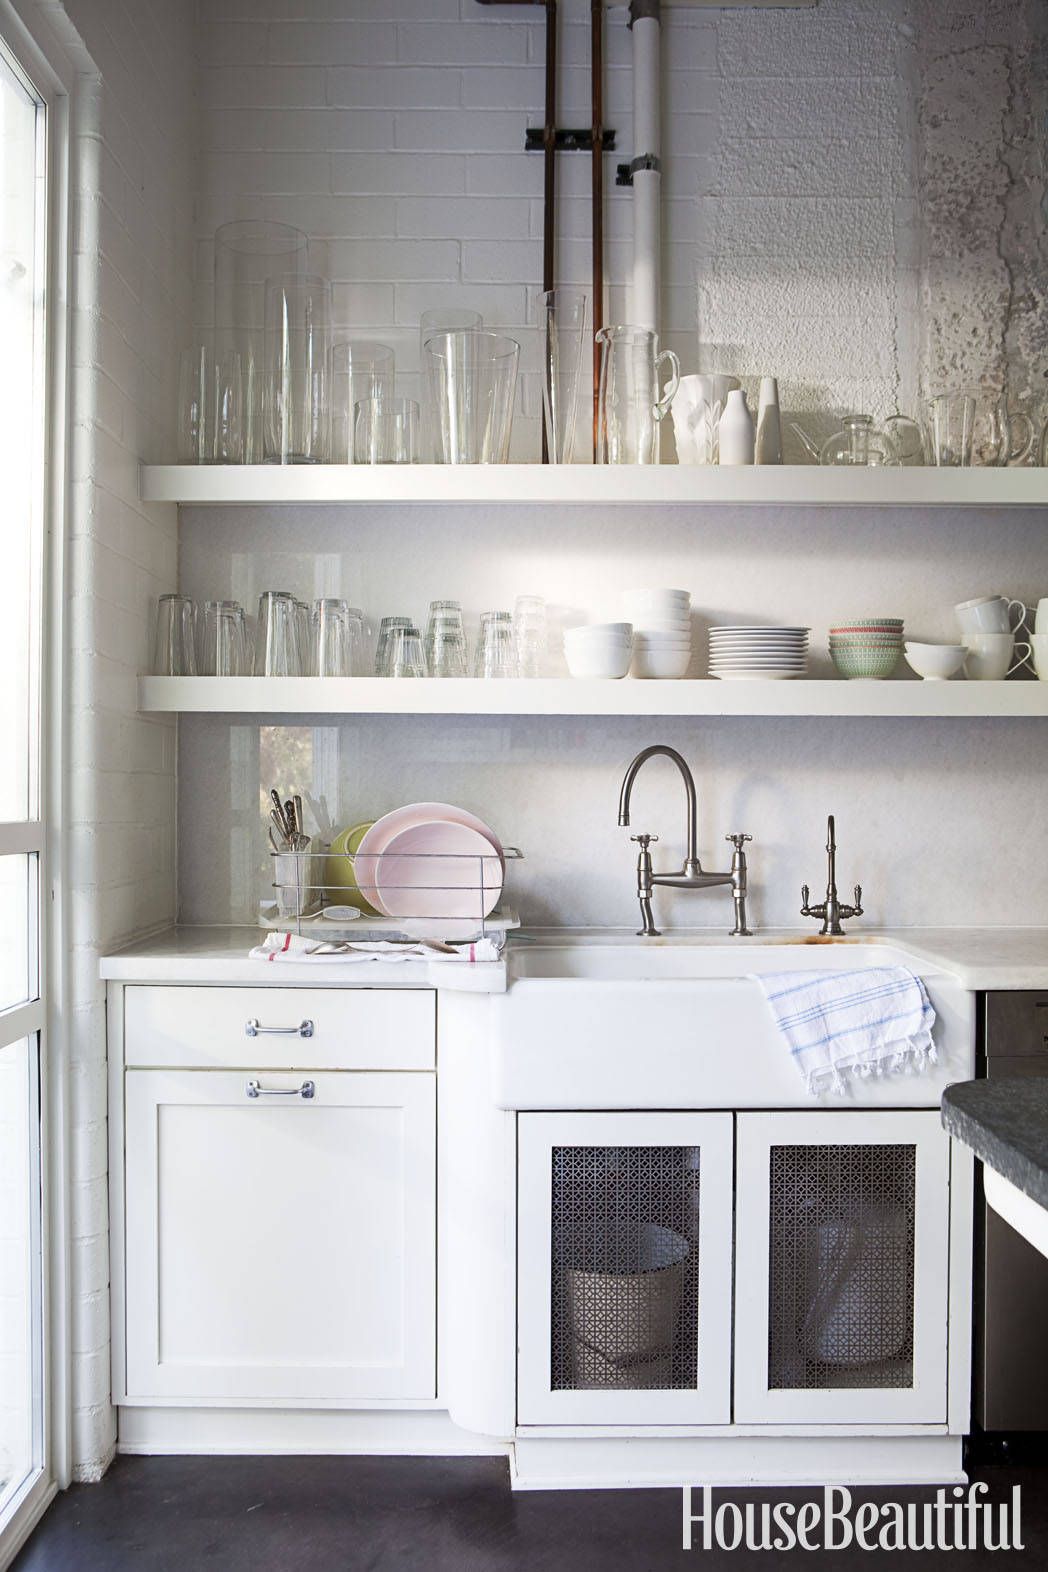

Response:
(140, 464), (1048, 509)
(138, 676), (1048, 720)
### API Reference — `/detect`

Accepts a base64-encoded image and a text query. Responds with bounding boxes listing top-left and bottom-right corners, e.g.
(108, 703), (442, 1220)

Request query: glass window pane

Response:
(0, 46), (43, 823)
(0, 856), (33, 1013)
(0, 1035), (40, 1516)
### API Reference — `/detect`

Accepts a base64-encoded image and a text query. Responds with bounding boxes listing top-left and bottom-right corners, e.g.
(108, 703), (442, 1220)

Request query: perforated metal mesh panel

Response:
(768, 1143), (916, 1391)
(550, 1146), (700, 1391)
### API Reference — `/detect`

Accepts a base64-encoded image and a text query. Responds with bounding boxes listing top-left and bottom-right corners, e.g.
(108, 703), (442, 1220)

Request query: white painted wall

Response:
(33, 0), (197, 1481)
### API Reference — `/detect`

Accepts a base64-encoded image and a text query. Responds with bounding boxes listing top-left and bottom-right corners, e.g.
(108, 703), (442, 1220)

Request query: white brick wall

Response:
(34, 0), (197, 1481)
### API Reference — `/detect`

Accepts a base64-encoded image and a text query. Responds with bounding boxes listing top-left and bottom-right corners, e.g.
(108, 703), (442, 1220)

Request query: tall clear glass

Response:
(153, 594), (197, 676)
(264, 275), (332, 464)
(420, 309), (482, 458)
(331, 340), (395, 463)
(214, 220), (309, 463)
(536, 289), (587, 464)
(177, 345), (243, 464)
(424, 330), (520, 464)
(254, 590), (302, 676)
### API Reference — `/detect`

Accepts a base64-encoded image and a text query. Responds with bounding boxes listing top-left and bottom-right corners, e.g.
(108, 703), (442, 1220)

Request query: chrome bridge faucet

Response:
(617, 744), (753, 938)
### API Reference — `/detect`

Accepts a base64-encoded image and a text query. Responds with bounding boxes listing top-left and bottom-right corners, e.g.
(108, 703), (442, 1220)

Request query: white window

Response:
(0, 15), (58, 1557)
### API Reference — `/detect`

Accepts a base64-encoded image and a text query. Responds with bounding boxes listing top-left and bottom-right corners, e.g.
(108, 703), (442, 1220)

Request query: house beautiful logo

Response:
(682, 1484), (1025, 1554)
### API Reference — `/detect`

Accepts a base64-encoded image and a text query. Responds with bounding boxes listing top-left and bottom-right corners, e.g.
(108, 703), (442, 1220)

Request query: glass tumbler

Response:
(389, 626), (427, 679)
(254, 590), (302, 676)
(197, 599), (247, 676)
(214, 220), (309, 464)
(419, 309), (482, 461)
(375, 616), (414, 676)
(153, 594), (197, 676)
(331, 340), (395, 463)
(423, 330), (520, 464)
(474, 611), (517, 678)
(427, 616), (469, 678)
(264, 274), (332, 464)
(513, 594), (547, 678)
(927, 392), (976, 467)
(354, 397), (420, 465)
(177, 347), (243, 465)
(312, 598), (357, 677)
(536, 289), (587, 463)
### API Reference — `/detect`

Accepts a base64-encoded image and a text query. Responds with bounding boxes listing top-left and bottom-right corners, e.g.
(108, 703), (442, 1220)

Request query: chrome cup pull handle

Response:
(245, 1018), (314, 1039)
(246, 1079), (316, 1100)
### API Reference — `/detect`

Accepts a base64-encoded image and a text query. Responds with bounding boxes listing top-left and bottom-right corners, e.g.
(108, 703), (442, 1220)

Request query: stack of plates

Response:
(353, 801), (504, 938)
(708, 626), (810, 680)
(623, 587), (692, 679)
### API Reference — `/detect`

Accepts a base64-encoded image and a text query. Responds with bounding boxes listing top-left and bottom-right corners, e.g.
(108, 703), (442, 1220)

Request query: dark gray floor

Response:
(13, 1455), (1048, 1570)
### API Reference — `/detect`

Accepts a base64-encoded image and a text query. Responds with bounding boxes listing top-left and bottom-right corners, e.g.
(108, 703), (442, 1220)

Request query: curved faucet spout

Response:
(618, 744), (701, 873)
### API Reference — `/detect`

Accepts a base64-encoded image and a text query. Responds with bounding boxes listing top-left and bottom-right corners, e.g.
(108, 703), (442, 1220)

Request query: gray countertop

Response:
(942, 1079), (1048, 1209)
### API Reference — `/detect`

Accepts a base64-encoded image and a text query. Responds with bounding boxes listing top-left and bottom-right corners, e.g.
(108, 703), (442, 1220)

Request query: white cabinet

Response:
(123, 1068), (435, 1403)
(517, 1112), (734, 1425)
(733, 1111), (951, 1425)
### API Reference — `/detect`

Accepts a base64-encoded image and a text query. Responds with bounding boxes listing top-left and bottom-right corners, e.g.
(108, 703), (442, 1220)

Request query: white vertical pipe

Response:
(630, 2), (661, 334)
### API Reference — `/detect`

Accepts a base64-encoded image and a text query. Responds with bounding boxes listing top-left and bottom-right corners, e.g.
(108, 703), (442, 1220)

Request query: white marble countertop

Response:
(99, 924), (1048, 992)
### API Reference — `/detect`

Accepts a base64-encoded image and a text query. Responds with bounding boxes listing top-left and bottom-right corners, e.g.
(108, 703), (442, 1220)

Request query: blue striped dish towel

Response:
(755, 966), (937, 1095)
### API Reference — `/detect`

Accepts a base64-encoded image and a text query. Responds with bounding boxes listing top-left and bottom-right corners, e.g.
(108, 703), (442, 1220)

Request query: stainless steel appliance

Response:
(975, 992), (1048, 1435)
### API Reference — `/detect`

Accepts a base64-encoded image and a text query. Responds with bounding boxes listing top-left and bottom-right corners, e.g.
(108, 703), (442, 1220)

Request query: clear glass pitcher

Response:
(596, 326), (680, 465)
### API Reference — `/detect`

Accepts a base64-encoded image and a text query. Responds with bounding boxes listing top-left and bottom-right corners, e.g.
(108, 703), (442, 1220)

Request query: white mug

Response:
(1034, 598), (1048, 634)
(1031, 633), (1048, 680)
(963, 632), (1031, 681)
(954, 595), (1027, 636)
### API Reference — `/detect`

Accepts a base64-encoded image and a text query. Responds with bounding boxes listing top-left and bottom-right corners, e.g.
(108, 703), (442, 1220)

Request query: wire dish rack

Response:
(259, 846), (523, 942)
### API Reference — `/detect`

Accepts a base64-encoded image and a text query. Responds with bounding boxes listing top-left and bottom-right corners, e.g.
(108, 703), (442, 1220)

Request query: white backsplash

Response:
(177, 501), (1048, 931)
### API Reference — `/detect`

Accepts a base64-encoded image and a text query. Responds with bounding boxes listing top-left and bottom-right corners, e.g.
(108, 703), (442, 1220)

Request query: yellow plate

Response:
(323, 821), (377, 913)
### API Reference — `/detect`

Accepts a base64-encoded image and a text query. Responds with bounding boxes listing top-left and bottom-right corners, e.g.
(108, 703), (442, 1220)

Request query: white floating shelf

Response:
(139, 464), (1048, 509)
(139, 676), (1048, 719)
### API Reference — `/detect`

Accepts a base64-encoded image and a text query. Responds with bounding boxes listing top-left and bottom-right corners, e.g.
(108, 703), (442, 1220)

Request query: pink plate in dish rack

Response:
(353, 801), (504, 914)
(373, 820), (503, 925)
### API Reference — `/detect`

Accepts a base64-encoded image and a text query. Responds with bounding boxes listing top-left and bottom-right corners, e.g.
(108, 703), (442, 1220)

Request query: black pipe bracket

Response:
(616, 153), (661, 187)
(525, 126), (617, 153)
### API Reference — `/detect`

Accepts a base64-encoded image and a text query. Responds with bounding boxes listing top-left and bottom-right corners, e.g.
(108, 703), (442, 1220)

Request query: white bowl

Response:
(626, 587), (690, 603)
(903, 642), (966, 681)
(566, 644), (633, 679)
(634, 618), (692, 633)
(634, 633), (692, 649)
(632, 648), (692, 679)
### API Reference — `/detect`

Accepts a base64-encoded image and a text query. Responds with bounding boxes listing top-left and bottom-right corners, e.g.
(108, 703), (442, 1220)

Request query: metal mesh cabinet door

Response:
(734, 1111), (951, 1424)
(517, 1112), (733, 1425)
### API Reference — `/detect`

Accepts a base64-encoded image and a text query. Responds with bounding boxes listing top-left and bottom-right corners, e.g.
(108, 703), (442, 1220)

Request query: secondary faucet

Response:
(800, 814), (864, 936)
(617, 744), (753, 938)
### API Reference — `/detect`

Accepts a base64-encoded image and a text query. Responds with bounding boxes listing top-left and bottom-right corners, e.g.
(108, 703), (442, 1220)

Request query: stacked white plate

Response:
(623, 588), (692, 679)
(708, 626), (809, 680)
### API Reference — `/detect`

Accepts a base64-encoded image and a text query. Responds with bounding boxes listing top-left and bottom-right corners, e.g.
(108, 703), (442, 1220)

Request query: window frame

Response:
(0, 0), (73, 1562)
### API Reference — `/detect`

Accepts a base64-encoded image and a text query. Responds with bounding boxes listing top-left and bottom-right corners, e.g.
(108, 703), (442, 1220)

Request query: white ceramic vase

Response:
(719, 389), (755, 466)
(755, 376), (782, 465)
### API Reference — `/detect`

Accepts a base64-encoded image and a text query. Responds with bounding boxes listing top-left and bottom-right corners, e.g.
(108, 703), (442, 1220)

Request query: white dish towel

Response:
(249, 931), (502, 965)
(754, 965), (937, 1095)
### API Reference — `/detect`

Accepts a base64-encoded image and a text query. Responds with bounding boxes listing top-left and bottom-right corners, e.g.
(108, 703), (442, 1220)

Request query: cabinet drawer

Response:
(985, 993), (1048, 1058)
(124, 986), (435, 1070)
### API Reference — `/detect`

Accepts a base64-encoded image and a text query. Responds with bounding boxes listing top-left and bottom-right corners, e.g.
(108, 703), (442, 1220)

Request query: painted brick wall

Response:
(34, 0), (197, 1481)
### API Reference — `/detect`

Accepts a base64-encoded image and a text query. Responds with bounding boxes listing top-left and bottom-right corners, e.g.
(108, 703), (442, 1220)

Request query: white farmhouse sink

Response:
(491, 934), (974, 1110)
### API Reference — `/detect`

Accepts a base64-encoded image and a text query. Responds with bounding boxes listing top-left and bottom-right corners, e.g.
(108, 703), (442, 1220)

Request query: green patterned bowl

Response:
(830, 645), (902, 680)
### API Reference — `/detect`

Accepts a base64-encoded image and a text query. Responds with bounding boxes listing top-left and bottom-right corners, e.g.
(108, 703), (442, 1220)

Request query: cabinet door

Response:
(124, 1069), (435, 1403)
(734, 1111), (950, 1424)
(518, 1112), (733, 1425)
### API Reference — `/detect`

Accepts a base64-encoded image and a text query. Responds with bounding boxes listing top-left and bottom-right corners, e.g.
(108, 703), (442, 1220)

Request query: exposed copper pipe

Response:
(591, 0), (605, 459)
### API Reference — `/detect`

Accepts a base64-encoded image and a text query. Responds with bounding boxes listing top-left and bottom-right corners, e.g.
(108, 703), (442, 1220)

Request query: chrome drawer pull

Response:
(246, 1079), (315, 1100)
(245, 1018), (314, 1039)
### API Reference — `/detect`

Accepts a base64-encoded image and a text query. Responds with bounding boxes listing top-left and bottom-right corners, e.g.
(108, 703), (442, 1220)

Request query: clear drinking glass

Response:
(254, 590), (302, 676)
(153, 594), (197, 675)
(927, 392), (976, 467)
(214, 220), (309, 464)
(331, 340), (395, 463)
(264, 274), (332, 464)
(312, 598), (357, 677)
(177, 346), (210, 464)
(596, 325), (681, 464)
(426, 603), (469, 677)
(513, 594), (547, 677)
(420, 309), (483, 460)
(375, 616), (414, 676)
(474, 611), (517, 678)
(389, 625), (427, 678)
(354, 396), (420, 464)
(423, 330), (520, 464)
(197, 599), (247, 676)
(536, 289), (587, 464)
